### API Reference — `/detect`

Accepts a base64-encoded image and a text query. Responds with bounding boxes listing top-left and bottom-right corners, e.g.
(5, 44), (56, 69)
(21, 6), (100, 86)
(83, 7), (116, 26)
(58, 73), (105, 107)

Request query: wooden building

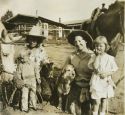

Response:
(64, 20), (85, 29)
(6, 14), (70, 39)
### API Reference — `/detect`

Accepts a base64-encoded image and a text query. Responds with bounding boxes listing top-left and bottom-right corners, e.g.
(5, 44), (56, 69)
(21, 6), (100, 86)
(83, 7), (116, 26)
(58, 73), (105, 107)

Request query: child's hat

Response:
(25, 25), (46, 43)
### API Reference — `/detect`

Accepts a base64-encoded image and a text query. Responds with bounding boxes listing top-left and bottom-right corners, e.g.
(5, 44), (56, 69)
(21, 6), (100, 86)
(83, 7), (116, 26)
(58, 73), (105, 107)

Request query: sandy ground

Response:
(0, 42), (124, 115)
(1, 103), (70, 115)
(45, 43), (124, 115)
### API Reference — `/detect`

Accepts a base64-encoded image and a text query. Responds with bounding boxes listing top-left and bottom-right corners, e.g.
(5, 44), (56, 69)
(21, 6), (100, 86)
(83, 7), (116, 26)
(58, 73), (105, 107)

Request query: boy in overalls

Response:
(17, 51), (41, 112)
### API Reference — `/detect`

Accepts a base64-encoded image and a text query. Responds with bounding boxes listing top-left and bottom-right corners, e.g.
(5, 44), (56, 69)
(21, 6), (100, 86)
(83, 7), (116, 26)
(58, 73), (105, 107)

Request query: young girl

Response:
(88, 36), (118, 115)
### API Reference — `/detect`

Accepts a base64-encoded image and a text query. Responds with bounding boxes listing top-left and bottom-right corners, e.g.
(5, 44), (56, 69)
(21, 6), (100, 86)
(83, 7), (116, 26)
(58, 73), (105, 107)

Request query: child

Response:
(16, 51), (41, 112)
(88, 36), (118, 115)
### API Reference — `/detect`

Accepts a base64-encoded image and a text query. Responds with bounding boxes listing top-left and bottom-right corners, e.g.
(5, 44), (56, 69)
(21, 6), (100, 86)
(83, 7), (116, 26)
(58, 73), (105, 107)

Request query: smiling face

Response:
(95, 43), (106, 54)
(74, 36), (87, 51)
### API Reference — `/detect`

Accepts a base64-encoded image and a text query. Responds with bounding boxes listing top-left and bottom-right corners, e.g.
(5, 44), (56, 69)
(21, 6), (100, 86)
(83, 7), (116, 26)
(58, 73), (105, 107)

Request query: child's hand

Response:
(94, 69), (99, 74)
(99, 73), (107, 79)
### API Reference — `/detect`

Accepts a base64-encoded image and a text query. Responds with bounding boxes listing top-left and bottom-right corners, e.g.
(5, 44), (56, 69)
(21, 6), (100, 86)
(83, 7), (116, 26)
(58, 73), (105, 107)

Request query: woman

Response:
(64, 31), (93, 115)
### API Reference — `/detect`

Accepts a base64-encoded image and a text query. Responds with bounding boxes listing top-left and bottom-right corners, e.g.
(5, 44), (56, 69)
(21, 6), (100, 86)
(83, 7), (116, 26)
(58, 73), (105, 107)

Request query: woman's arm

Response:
(62, 55), (71, 71)
(88, 54), (96, 70)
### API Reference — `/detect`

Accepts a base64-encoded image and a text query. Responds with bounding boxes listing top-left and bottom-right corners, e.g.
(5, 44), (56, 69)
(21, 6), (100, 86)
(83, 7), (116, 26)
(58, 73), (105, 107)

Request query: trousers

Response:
(21, 78), (36, 111)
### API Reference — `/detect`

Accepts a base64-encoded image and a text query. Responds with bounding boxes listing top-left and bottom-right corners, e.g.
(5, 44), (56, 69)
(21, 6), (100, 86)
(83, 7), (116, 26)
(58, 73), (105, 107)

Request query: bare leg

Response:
(92, 99), (100, 115)
(100, 98), (107, 115)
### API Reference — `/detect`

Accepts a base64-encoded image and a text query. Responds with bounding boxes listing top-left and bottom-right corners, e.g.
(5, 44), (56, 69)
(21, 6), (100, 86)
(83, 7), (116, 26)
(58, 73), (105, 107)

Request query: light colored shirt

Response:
(17, 61), (40, 80)
(19, 46), (49, 69)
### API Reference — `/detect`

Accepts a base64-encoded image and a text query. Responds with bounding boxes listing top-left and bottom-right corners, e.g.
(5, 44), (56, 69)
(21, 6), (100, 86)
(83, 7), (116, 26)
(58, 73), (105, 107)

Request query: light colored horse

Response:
(0, 21), (22, 107)
(0, 21), (22, 81)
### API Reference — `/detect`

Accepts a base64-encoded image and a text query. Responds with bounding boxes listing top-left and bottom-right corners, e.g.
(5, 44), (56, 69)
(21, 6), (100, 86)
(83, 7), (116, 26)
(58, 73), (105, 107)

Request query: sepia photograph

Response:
(0, 0), (124, 115)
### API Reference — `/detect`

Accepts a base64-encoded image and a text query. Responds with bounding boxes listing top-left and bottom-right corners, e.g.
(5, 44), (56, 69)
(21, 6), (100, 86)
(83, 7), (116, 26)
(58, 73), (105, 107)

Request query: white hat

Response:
(26, 25), (45, 42)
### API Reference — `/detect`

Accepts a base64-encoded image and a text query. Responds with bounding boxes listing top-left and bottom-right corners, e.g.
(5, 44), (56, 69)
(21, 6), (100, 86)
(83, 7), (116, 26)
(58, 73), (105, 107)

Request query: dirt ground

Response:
(0, 42), (124, 115)
(45, 43), (124, 115)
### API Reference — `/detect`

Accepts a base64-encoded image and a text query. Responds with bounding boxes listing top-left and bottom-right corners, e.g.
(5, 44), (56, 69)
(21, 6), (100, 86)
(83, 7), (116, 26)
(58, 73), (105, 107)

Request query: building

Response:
(64, 20), (85, 29)
(6, 14), (71, 39)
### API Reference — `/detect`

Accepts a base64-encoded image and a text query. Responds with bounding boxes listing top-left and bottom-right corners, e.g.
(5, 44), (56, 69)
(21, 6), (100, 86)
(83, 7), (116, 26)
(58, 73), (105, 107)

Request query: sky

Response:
(0, 0), (117, 23)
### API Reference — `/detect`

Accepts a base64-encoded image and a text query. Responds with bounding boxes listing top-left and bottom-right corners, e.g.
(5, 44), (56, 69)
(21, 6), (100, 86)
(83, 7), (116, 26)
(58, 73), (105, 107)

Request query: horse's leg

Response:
(8, 88), (17, 105)
(1, 82), (6, 109)
(1, 82), (8, 108)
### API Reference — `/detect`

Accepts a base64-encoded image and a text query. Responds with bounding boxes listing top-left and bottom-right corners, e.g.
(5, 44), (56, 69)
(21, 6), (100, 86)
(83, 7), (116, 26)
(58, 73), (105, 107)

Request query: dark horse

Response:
(82, 1), (124, 56)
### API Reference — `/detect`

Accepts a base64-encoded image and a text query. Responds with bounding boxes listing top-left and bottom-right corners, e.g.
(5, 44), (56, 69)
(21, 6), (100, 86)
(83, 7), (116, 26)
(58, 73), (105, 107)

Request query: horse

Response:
(82, 1), (124, 56)
(95, 1), (124, 41)
(0, 21), (22, 108)
(57, 64), (76, 112)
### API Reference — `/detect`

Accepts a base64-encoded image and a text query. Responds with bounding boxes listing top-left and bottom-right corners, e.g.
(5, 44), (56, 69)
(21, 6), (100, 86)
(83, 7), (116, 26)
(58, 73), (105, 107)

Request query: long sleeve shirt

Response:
(17, 61), (40, 80)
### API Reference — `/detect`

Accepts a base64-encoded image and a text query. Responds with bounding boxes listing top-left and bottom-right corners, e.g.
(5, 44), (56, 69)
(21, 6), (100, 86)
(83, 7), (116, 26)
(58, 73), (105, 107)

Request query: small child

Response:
(88, 36), (118, 115)
(16, 51), (41, 112)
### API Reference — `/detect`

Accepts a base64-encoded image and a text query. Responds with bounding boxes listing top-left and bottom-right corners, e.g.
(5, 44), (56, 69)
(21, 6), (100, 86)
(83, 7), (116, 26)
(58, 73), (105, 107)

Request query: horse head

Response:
(94, 1), (124, 57)
(0, 21), (22, 44)
(108, 1), (124, 12)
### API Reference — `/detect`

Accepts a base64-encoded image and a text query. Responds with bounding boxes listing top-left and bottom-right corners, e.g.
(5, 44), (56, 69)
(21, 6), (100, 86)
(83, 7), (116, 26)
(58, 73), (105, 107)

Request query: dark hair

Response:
(67, 31), (93, 49)
(26, 36), (43, 48)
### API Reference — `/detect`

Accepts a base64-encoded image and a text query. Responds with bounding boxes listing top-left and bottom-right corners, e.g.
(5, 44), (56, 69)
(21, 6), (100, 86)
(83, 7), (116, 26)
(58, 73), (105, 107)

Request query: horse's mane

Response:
(108, 1), (124, 12)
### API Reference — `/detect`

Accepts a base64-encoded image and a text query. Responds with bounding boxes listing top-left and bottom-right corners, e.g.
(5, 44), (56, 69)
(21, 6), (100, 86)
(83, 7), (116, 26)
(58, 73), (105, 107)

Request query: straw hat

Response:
(25, 25), (45, 43)
(67, 31), (93, 49)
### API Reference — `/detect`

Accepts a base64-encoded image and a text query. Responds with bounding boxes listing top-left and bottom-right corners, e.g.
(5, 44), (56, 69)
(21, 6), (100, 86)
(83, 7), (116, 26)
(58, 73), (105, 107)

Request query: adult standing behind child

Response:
(88, 36), (118, 115)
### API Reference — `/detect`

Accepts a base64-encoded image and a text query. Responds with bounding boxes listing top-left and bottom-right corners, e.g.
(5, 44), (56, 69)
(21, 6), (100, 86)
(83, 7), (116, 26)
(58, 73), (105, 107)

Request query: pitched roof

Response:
(6, 14), (67, 27)
(63, 19), (86, 25)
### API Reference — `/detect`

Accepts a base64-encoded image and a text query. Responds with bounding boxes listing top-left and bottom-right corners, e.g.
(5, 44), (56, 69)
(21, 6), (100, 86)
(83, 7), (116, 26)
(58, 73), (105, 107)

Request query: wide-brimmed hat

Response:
(25, 25), (46, 43)
(67, 30), (93, 49)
